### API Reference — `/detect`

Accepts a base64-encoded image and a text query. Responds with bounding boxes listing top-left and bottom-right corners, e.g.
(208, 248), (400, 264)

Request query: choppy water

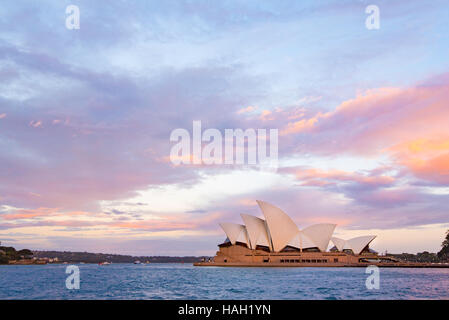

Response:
(0, 264), (448, 299)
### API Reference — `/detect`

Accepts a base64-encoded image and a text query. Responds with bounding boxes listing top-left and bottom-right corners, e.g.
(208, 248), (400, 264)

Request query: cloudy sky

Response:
(1, 0), (448, 255)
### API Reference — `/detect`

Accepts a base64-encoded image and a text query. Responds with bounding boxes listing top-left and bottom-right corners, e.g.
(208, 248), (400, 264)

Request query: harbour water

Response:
(0, 264), (448, 299)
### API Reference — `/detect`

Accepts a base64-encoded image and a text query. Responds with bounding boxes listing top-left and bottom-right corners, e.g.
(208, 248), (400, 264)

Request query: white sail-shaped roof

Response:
(217, 200), (350, 253)
(256, 200), (299, 252)
(288, 231), (317, 250)
(331, 235), (376, 254)
(240, 214), (272, 250)
(219, 223), (249, 246)
(331, 237), (346, 251)
(302, 223), (336, 252)
(347, 235), (376, 254)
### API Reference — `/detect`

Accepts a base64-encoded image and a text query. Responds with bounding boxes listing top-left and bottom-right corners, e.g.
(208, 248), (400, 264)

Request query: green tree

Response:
(18, 249), (33, 257)
(438, 230), (449, 261)
(0, 255), (9, 264)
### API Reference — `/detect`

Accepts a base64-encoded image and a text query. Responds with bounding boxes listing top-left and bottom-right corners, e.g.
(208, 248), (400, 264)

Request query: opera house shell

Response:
(195, 200), (401, 267)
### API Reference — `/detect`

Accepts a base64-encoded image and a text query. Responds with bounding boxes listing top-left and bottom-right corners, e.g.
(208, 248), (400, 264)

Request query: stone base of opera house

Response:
(194, 244), (449, 268)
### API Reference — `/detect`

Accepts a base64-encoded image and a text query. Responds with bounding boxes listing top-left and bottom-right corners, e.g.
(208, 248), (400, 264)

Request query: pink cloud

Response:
(282, 167), (395, 187)
(389, 138), (449, 184)
(0, 207), (98, 220)
(29, 120), (43, 128)
(276, 74), (449, 185)
(236, 106), (256, 114)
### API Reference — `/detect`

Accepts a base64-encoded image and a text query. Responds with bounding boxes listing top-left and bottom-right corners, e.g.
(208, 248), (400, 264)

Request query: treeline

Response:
(390, 231), (449, 263)
(0, 246), (33, 264)
(33, 250), (210, 263)
(389, 251), (442, 263)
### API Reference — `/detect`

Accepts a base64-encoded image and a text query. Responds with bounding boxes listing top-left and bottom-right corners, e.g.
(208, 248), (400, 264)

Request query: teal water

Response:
(0, 264), (448, 299)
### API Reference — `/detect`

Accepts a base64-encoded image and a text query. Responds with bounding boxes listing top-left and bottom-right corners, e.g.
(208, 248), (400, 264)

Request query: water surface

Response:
(0, 264), (448, 299)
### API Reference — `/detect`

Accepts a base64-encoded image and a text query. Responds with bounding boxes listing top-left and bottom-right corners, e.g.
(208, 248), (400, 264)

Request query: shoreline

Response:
(194, 261), (449, 268)
(1, 262), (195, 266)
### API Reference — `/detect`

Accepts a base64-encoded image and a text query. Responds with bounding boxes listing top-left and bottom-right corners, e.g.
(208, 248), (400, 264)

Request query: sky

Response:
(1, 0), (449, 255)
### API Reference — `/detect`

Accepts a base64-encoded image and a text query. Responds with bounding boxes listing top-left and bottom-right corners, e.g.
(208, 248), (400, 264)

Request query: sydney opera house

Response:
(195, 200), (401, 267)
